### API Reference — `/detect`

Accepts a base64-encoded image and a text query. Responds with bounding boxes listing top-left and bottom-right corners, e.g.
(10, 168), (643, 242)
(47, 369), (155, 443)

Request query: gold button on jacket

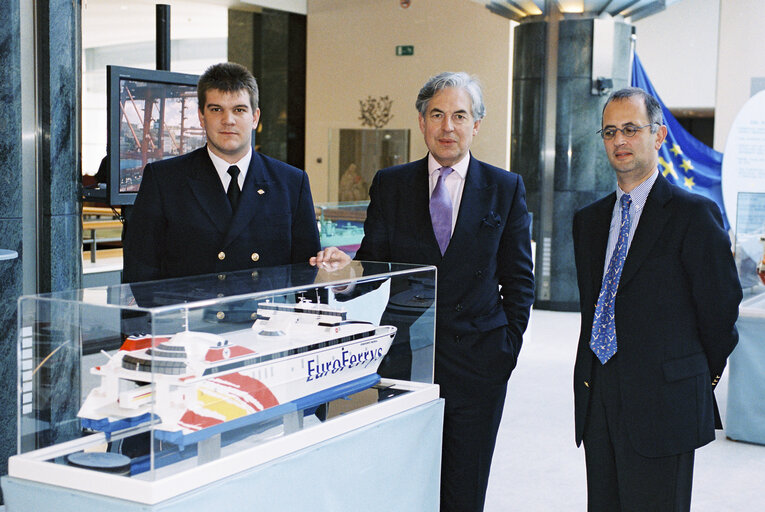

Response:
(251, 253), (260, 262)
(218, 251), (225, 260)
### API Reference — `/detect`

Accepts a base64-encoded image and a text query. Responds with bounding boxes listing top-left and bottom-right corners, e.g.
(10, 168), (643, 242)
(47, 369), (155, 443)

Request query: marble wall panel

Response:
(0, 3), (83, 502)
(558, 19), (594, 79)
(513, 22), (545, 80)
(512, 17), (632, 310)
(554, 77), (615, 193)
(0, 0), (22, 220)
(36, 0), (82, 294)
(0, 221), (21, 497)
(41, 214), (82, 293)
(511, 78), (543, 195)
(229, 9), (305, 169)
(0, 1), (22, 499)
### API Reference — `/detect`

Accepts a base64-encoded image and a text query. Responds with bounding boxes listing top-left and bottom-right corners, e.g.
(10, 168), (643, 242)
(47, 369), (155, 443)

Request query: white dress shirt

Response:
(602, 168), (659, 278)
(427, 152), (470, 232)
(207, 146), (252, 192)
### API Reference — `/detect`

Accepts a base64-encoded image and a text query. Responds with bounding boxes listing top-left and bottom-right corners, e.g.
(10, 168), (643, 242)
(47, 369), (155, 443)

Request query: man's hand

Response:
(309, 246), (351, 270)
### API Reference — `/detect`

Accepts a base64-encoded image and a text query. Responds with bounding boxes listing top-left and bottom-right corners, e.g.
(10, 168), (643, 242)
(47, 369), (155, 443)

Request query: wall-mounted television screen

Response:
(107, 65), (204, 206)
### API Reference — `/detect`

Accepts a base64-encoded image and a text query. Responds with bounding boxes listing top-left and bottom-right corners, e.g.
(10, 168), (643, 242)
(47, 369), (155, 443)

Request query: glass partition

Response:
(14, 262), (436, 501)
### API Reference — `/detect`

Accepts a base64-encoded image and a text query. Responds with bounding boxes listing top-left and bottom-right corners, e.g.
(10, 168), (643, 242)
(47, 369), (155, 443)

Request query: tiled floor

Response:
(484, 309), (765, 511)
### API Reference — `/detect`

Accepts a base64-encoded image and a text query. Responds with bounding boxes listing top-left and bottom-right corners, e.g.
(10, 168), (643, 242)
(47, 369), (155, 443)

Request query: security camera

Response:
(592, 77), (613, 96)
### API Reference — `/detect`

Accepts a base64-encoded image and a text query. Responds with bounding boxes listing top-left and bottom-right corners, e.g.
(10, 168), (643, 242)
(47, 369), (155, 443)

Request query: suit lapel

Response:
(589, 194), (616, 295)
(222, 151), (269, 248)
(409, 157), (443, 263)
(187, 148), (231, 234)
(619, 174), (673, 289)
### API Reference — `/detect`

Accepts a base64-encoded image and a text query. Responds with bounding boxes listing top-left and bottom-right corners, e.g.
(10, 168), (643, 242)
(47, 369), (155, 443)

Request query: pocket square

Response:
(482, 212), (502, 228)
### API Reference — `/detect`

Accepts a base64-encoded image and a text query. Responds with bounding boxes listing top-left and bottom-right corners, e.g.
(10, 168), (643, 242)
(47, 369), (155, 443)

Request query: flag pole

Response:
(628, 26), (637, 85)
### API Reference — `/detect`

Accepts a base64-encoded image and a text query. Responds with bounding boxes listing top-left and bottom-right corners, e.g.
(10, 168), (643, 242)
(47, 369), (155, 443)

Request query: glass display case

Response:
(315, 201), (368, 257)
(8, 262), (438, 505)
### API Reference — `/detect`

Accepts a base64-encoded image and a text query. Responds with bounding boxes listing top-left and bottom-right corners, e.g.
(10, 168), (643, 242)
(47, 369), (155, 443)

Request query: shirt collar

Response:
(207, 146), (252, 180)
(428, 152), (470, 180)
(617, 168), (658, 212)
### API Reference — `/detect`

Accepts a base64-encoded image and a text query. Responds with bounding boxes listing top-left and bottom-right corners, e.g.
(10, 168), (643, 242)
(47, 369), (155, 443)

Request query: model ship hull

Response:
(78, 301), (395, 444)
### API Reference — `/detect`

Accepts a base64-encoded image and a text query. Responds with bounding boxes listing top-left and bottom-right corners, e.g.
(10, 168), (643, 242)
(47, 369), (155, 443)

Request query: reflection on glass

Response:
(735, 192), (765, 292)
(15, 262), (436, 489)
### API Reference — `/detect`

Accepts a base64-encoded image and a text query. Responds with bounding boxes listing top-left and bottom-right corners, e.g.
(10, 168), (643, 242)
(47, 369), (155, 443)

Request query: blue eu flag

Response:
(630, 52), (730, 230)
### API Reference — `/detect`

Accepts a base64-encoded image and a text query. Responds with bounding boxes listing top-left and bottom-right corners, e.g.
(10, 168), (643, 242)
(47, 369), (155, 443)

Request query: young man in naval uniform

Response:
(123, 62), (319, 283)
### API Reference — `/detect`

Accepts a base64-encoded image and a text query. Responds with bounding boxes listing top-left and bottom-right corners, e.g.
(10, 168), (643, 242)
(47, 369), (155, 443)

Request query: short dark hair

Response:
(416, 72), (486, 121)
(602, 87), (663, 132)
(197, 62), (259, 111)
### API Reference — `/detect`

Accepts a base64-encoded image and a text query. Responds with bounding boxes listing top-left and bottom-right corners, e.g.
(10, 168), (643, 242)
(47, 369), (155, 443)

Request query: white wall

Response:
(633, 0), (765, 153)
(632, 0), (720, 110)
(714, 0), (765, 150)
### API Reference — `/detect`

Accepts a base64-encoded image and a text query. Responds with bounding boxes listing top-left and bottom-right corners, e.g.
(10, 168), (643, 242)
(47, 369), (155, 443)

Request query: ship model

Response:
(78, 299), (396, 445)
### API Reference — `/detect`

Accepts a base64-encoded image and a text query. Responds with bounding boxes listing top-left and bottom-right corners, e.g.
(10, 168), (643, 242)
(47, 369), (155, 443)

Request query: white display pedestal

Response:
(3, 397), (444, 511)
(726, 292), (765, 445)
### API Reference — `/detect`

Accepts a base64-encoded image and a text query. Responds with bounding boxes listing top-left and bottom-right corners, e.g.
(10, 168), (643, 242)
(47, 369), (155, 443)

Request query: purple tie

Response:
(430, 167), (454, 255)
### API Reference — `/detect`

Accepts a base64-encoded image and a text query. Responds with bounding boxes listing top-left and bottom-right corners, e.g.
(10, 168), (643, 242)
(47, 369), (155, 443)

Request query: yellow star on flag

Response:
(659, 157), (678, 179)
(680, 159), (694, 173)
(670, 143), (683, 156)
(684, 176), (695, 190)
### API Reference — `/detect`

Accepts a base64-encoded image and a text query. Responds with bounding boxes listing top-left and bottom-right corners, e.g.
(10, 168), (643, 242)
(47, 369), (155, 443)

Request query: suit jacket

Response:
(572, 173), (741, 457)
(123, 146), (320, 283)
(355, 155), (535, 401)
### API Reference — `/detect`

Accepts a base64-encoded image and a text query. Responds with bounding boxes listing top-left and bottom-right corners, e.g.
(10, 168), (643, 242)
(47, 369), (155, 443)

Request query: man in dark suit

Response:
(572, 87), (741, 511)
(123, 62), (319, 283)
(313, 72), (534, 512)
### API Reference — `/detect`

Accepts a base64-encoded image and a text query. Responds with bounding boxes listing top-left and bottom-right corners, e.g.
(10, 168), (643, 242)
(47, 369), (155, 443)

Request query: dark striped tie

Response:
(227, 166), (241, 211)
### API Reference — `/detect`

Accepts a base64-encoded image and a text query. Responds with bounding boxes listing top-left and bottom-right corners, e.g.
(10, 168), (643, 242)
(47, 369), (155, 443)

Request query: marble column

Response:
(0, 0), (25, 501)
(36, 0), (83, 294)
(511, 17), (632, 311)
(228, 8), (306, 169)
(0, 0), (82, 500)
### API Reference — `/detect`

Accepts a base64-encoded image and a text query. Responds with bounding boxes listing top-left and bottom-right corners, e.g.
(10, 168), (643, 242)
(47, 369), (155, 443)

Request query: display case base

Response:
(4, 381), (443, 510)
(726, 292), (765, 445)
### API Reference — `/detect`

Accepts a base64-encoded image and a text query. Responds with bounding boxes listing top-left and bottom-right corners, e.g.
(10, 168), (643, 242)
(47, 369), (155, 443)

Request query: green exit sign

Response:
(396, 45), (414, 56)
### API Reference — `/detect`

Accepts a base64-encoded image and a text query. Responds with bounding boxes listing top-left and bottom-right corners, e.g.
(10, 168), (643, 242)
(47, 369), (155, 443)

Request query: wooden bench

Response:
(82, 208), (123, 263)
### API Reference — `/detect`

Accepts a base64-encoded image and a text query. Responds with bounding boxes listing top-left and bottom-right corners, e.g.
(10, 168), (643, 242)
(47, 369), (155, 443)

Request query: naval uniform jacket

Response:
(572, 173), (741, 457)
(123, 146), (320, 283)
(355, 154), (535, 400)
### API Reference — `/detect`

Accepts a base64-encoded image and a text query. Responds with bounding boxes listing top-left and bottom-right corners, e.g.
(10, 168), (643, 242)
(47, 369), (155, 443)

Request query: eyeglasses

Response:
(597, 123), (657, 140)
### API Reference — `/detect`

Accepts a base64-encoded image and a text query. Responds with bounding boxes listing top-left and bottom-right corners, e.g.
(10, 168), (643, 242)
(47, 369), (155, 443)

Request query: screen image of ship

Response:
(78, 300), (396, 442)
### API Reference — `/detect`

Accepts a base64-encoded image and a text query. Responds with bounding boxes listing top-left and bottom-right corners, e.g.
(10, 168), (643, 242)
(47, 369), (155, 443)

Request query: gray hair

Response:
(415, 72), (486, 120)
(602, 87), (663, 132)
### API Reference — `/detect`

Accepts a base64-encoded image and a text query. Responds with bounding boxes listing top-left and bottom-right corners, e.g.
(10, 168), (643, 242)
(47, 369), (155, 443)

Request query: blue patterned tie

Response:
(430, 167), (454, 255)
(590, 194), (632, 364)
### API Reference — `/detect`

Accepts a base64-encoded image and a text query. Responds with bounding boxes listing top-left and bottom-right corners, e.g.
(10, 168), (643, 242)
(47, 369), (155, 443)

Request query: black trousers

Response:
(584, 354), (694, 512)
(439, 383), (507, 512)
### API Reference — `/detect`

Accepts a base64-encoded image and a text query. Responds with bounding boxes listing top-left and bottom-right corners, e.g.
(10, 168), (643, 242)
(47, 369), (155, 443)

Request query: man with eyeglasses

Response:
(571, 87), (741, 511)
